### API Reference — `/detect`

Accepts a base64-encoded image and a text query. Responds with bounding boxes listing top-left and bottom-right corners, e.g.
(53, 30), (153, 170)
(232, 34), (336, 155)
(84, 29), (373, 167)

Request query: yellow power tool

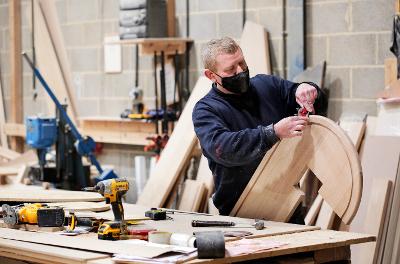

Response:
(83, 178), (129, 240)
(1, 203), (64, 227)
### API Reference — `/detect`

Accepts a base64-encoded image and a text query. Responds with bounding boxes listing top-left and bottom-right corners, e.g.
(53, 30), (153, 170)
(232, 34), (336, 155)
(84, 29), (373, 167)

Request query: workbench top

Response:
(0, 203), (375, 264)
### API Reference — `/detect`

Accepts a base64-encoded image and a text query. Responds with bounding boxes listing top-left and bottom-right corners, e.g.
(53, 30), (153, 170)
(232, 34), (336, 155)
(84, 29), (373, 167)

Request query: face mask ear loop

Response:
(211, 71), (223, 87)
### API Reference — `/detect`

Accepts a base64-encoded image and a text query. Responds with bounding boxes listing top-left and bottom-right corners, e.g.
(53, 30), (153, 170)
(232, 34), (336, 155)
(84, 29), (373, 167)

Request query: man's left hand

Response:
(295, 83), (318, 113)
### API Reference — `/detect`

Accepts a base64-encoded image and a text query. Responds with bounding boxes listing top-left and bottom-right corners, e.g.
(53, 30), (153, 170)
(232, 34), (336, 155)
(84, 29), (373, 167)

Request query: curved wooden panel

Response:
(231, 116), (362, 225)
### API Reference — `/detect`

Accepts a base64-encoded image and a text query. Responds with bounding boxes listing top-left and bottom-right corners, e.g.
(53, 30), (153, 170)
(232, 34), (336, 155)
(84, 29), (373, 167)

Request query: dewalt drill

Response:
(83, 178), (129, 240)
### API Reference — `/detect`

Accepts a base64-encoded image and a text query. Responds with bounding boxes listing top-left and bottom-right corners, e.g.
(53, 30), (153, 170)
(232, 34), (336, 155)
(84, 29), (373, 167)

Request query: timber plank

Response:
(231, 116), (362, 224)
(47, 202), (110, 212)
(304, 194), (323, 226)
(240, 21), (271, 76)
(196, 155), (214, 213)
(0, 68), (8, 148)
(350, 136), (400, 264)
(0, 187), (104, 202)
(178, 179), (205, 212)
(137, 77), (212, 207)
(351, 179), (392, 264)
(9, 0), (23, 152)
(33, 0), (77, 123)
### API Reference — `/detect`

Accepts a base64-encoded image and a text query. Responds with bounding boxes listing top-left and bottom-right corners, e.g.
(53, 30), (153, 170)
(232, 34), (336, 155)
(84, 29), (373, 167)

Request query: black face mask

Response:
(213, 68), (250, 94)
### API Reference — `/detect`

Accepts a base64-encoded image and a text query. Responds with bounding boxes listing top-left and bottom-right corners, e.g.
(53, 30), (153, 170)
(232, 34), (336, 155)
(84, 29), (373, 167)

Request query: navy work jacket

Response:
(192, 74), (320, 215)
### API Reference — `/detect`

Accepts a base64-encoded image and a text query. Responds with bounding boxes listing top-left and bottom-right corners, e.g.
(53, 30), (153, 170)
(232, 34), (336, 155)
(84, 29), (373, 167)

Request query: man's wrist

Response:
(263, 124), (280, 144)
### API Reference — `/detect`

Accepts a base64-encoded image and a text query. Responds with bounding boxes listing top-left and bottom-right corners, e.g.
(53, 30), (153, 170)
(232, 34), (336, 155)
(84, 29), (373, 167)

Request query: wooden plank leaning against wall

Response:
(9, 0), (24, 153)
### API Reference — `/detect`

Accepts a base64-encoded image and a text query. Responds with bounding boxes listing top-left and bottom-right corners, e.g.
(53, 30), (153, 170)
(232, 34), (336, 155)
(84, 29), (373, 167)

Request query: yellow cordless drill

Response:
(83, 178), (129, 240)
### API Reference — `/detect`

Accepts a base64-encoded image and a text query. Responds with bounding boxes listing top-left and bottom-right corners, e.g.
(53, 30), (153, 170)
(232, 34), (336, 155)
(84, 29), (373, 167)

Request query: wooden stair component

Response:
(231, 116), (362, 224)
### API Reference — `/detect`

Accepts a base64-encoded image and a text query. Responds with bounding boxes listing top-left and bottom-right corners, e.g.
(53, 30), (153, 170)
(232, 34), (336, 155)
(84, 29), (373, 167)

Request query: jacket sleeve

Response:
(264, 75), (299, 116)
(192, 102), (280, 167)
(269, 75), (325, 115)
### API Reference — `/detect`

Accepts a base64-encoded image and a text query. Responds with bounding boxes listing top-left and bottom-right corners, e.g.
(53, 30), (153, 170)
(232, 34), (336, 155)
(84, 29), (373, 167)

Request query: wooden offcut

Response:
(196, 155), (214, 213)
(0, 149), (37, 167)
(0, 147), (20, 161)
(137, 77), (212, 207)
(231, 116), (362, 224)
(315, 200), (335, 230)
(385, 58), (398, 87)
(339, 116), (367, 151)
(166, 0), (176, 37)
(304, 194), (323, 226)
(178, 179), (206, 212)
(378, 78), (400, 99)
(240, 21), (271, 76)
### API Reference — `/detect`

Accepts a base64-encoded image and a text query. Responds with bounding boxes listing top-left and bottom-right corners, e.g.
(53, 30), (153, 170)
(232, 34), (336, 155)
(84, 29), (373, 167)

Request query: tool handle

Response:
(111, 201), (124, 222)
(191, 220), (234, 227)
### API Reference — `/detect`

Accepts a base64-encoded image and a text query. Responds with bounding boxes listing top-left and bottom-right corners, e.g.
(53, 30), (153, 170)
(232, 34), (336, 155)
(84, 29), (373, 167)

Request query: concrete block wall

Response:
(0, 0), (396, 200)
(176, 0), (396, 120)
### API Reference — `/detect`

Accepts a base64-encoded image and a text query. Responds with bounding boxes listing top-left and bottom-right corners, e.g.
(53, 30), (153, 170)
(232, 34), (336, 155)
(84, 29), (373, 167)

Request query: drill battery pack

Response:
(37, 207), (65, 227)
(145, 208), (166, 220)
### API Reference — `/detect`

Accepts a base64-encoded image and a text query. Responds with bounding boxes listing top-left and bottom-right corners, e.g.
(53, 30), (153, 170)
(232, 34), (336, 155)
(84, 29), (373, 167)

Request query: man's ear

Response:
(204, 69), (216, 83)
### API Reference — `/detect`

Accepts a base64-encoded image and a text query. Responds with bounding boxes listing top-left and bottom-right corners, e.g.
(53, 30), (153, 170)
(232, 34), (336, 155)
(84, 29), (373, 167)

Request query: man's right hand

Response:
(274, 116), (309, 139)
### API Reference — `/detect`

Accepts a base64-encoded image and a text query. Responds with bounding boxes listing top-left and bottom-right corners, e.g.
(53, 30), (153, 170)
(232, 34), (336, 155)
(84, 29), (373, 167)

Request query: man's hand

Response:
(295, 83), (318, 113)
(274, 116), (309, 139)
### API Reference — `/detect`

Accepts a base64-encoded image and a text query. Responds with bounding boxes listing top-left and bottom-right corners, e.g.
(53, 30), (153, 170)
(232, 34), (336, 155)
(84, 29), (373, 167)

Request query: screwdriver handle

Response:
(191, 220), (235, 227)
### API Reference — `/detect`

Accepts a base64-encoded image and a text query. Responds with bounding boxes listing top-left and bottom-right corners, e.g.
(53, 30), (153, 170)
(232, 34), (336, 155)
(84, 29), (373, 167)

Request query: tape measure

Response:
(145, 208), (167, 220)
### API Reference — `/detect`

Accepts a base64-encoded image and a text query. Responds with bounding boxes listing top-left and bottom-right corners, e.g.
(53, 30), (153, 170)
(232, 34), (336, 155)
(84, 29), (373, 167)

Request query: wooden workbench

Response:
(0, 204), (374, 264)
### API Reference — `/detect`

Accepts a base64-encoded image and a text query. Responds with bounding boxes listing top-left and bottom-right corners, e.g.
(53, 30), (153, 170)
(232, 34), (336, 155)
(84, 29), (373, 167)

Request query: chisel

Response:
(191, 220), (265, 230)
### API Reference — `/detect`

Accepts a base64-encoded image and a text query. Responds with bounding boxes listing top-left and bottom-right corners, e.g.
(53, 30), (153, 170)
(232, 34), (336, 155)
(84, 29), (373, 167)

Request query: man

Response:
(192, 37), (324, 218)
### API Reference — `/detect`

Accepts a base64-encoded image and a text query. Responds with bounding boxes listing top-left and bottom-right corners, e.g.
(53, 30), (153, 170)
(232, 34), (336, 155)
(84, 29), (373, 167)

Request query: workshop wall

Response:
(175, 0), (395, 120)
(0, 0), (396, 201)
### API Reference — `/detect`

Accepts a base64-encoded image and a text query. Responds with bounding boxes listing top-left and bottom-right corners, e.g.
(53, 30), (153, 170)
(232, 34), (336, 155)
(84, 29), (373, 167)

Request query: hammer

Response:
(191, 220), (265, 230)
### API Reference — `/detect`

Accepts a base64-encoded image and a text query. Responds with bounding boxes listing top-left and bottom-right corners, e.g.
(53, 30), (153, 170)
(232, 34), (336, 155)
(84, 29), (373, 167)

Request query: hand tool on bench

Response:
(66, 212), (104, 232)
(1, 203), (64, 227)
(191, 219), (265, 230)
